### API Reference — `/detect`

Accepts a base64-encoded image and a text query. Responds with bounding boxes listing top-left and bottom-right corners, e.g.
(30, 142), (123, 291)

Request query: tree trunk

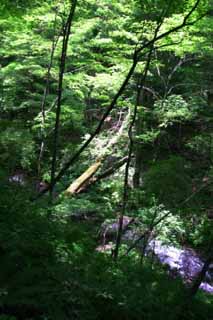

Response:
(38, 12), (60, 178)
(189, 251), (213, 297)
(133, 87), (153, 188)
(50, 0), (78, 198)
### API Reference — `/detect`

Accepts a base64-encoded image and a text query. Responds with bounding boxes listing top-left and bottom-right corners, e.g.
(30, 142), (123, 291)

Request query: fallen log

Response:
(65, 156), (128, 195)
(65, 110), (130, 196)
(78, 156), (128, 193)
(65, 158), (102, 195)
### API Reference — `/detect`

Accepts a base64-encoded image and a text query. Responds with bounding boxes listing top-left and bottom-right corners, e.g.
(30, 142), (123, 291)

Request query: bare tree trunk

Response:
(50, 0), (78, 198)
(133, 86), (154, 188)
(112, 3), (172, 260)
(68, 156), (128, 194)
(37, 11), (60, 178)
(65, 156), (128, 194)
(112, 42), (157, 261)
(174, 248), (213, 320)
(189, 251), (213, 297)
(132, 77), (144, 188)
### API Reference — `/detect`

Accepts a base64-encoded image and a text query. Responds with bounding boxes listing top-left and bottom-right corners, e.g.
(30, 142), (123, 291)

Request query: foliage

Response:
(154, 95), (195, 128)
(0, 0), (213, 319)
(136, 204), (186, 245)
(143, 156), (192, 207)
(1, 179), (213, 320)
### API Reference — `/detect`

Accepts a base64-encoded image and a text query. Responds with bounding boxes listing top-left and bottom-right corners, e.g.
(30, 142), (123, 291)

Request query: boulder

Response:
(98, 216), (135, 244)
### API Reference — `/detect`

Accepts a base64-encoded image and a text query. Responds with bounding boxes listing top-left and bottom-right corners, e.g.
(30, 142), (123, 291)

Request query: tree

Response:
(50, 0), (78, 198)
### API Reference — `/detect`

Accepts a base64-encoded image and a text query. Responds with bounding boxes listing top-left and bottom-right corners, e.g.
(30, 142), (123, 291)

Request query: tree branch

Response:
(34, 1), (206, 200)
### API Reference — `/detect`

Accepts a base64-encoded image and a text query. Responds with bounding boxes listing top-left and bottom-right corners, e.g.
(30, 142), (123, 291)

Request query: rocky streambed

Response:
(98, 217), (213, 294)
(146, 240), (213, 294)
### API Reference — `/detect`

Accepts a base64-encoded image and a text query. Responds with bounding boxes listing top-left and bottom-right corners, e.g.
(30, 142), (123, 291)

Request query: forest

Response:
(0, 0), (213, 319)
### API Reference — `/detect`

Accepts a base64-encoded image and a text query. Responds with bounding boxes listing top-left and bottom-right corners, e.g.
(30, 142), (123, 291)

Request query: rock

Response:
(206, 263), (213, 283)
(147, 240), (213, 293)
(98, 216), (135, 244)
(36, 180), (49, 193)
(199, 282), (213, 294)
(96, 244), (114, 253)
(66, 210), (101, 223)
(9, 172), (26, 185)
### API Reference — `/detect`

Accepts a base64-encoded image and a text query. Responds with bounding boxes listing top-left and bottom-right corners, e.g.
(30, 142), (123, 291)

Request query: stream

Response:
(8, 175), (213, 295)
(98, 220), (213, 295)
(146, 240), (213, 294)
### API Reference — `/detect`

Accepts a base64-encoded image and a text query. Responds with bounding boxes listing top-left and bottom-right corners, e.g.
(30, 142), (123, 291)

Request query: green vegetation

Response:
(0, 0), (213, 319)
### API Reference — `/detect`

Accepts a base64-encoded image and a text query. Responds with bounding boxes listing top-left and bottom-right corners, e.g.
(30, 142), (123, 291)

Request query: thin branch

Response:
(154, 40), (183, 50)
(142, 86), (161, 99)
(136, 1), (205, 56)
(125, 179), (212, 256)
(34, 1), (205, 199)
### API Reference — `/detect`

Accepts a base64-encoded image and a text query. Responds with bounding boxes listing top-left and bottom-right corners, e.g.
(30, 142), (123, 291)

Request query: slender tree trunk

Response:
(133, 146), (143, 187)
(133, 86), (153, 188)
(112, 6), (168, 259)
(189, 251), (213, 297)
(113, 44), (156, 261)
(133, 80), (144, 188)
(174, 248), (213, 320)
(112, 137), (133, 260)
(38, 12), (60, 178)
(50, 0), (78, 198)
